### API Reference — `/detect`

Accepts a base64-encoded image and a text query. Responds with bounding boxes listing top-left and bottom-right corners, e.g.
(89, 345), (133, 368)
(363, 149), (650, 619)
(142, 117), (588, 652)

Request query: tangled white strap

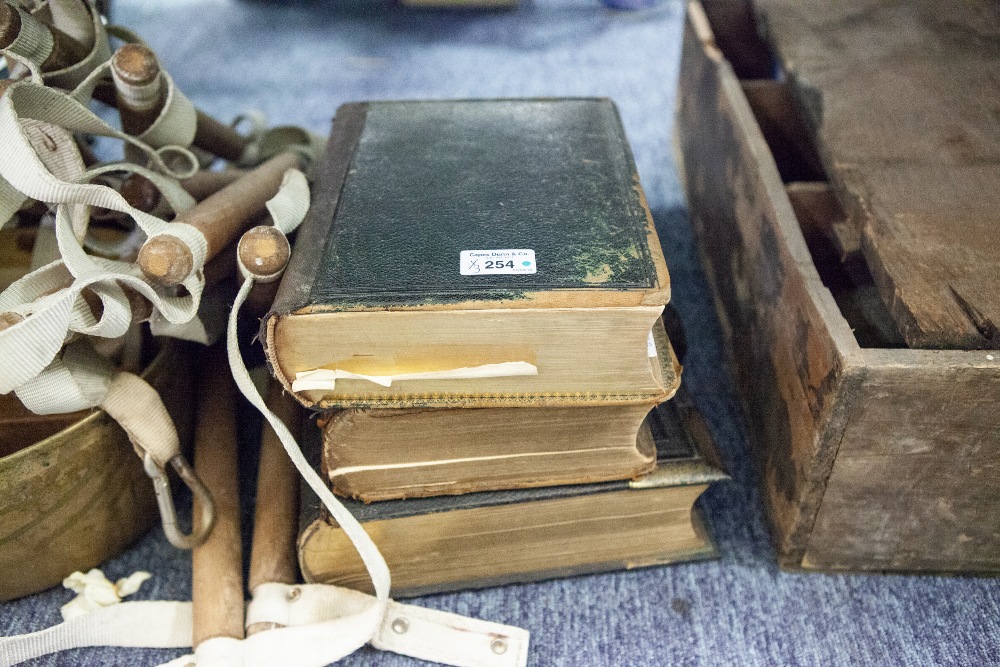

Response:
(0, 585), (529, 667)
(0, 169), (531, 667)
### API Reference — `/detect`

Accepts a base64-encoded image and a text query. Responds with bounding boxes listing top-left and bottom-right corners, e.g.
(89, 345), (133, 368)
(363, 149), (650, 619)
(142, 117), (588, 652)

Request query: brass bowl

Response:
(0, 340), (195, 601)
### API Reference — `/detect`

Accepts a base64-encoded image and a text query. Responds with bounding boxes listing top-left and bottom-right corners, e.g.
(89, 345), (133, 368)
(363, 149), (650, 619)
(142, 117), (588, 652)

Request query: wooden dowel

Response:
(0, 232), (245, 332)
(108, 42), (249, 160)
(246, 380), (302, 635)
(137, 151), (301, 286)
(43, 0), (94, 54)
(181, 169), (248, 202)
(195, 109), (250, 163)
(192, 344), (244, 648)
(0, 3), (89, 73)
(114, 168), (250, 221)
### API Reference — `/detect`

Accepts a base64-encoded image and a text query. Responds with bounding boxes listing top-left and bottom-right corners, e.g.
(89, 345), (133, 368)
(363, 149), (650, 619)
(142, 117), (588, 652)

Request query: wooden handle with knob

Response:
(110, 43), (163, 136)
(137, 151), (302, 286)
(115, 168), (250, 220)
(109, 42), (250, 160)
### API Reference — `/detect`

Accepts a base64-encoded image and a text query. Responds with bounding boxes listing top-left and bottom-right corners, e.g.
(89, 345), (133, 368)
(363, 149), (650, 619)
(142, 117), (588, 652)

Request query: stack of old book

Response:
(261, 98), (726, 596)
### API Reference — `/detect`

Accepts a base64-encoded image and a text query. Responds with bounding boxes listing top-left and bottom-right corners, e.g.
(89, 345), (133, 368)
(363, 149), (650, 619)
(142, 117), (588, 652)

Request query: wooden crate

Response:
(676, 0), (1000, 572)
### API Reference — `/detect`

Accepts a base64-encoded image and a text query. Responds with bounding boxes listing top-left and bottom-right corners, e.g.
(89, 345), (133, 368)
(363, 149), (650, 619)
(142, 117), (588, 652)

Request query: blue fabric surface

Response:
(2, 1), (999, 665)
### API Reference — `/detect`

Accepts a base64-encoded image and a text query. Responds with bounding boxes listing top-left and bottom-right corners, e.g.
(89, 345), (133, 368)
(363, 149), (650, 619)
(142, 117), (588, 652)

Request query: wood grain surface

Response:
(678, 6), (857, 566)
(679, 0), (1000, 572)
(755, 0), (1000, 349)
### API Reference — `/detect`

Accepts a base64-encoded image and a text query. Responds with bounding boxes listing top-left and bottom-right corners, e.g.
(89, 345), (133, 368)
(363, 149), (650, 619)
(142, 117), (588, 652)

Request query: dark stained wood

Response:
(741, 81), (825, 184)
(699, 0), (775, 79)
(679, 1), (1000, 573)
(786, 182), (905, 349)
(138, 152), (302, 286)
(678, 7), (859, 566)
(755, 0), (1000, 349)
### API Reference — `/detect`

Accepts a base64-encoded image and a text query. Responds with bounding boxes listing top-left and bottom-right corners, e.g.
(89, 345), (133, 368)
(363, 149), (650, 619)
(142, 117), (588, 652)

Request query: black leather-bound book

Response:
(262, 98), (672, 409)
(298, 387), (728, 597)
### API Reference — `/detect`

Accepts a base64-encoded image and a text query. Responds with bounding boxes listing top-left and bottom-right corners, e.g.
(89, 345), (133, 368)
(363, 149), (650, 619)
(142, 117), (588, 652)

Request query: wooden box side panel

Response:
(677, 7), (858, 566)
(805, 354), (1000, 572)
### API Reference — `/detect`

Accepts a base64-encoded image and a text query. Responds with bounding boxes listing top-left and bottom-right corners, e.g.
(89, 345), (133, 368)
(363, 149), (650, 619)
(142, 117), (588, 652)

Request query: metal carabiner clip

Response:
(143, 452), (216, 549)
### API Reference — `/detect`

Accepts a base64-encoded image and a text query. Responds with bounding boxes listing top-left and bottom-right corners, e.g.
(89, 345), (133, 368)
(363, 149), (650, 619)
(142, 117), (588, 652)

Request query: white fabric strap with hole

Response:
(0, 80), (208, 397)
(0, 587), (528, 667)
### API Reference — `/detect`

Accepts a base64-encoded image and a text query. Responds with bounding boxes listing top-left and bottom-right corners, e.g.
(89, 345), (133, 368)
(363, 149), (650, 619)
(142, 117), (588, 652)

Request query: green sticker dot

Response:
(522, 261), (531, 266)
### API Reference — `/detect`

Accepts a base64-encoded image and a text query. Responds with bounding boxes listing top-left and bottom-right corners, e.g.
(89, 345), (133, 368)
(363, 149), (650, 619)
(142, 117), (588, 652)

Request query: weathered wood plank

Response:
(755, 0), (1000, 349)
(677, 6), (858, 566)
(699, 0), (775, 79)
(806, 351), (1000, 571)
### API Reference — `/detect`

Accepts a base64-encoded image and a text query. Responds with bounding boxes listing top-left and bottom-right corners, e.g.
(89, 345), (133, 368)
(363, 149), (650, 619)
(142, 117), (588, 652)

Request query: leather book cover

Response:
(268, 97), (669, 317)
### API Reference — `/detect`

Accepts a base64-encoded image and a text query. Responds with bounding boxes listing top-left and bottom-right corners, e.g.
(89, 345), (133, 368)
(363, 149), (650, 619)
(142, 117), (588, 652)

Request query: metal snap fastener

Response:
(286, 586), (301, 602)
(491, 638), (508, 655)
(391, 617), (409, 634)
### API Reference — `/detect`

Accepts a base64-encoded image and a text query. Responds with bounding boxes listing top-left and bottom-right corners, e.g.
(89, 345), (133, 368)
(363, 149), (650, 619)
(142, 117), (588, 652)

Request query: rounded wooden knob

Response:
(111, 43), (160, 86)
(138, 235), (194, 286)
(238, 226), (290, 281)
(120, 173), (161, 213)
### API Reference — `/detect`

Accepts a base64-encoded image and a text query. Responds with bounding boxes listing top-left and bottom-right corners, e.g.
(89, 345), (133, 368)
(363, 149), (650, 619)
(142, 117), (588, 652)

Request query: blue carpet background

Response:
(2, 1), (999, 665)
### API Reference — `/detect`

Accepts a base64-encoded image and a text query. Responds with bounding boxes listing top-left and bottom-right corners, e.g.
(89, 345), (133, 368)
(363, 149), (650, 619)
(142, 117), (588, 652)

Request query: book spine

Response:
(263, 102), (370, 325)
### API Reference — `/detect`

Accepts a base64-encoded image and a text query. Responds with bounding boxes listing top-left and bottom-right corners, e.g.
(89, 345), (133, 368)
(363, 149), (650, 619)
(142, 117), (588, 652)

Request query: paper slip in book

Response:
(262, 98), (673, 409)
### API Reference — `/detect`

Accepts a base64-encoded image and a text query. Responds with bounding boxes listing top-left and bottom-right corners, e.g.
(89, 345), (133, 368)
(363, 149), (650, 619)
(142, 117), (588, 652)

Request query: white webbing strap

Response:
(0, 79), (209, 395)
(2, 4), (52, 83)
(0, 72), (214, 547)
(0, 585), (529, 667)
(0, 601), (193, 665)
(46, 0), (97, 53)
(101, 370), (182, 467)
(0, 169), (530, 667)
(41, 0), (113, 91)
